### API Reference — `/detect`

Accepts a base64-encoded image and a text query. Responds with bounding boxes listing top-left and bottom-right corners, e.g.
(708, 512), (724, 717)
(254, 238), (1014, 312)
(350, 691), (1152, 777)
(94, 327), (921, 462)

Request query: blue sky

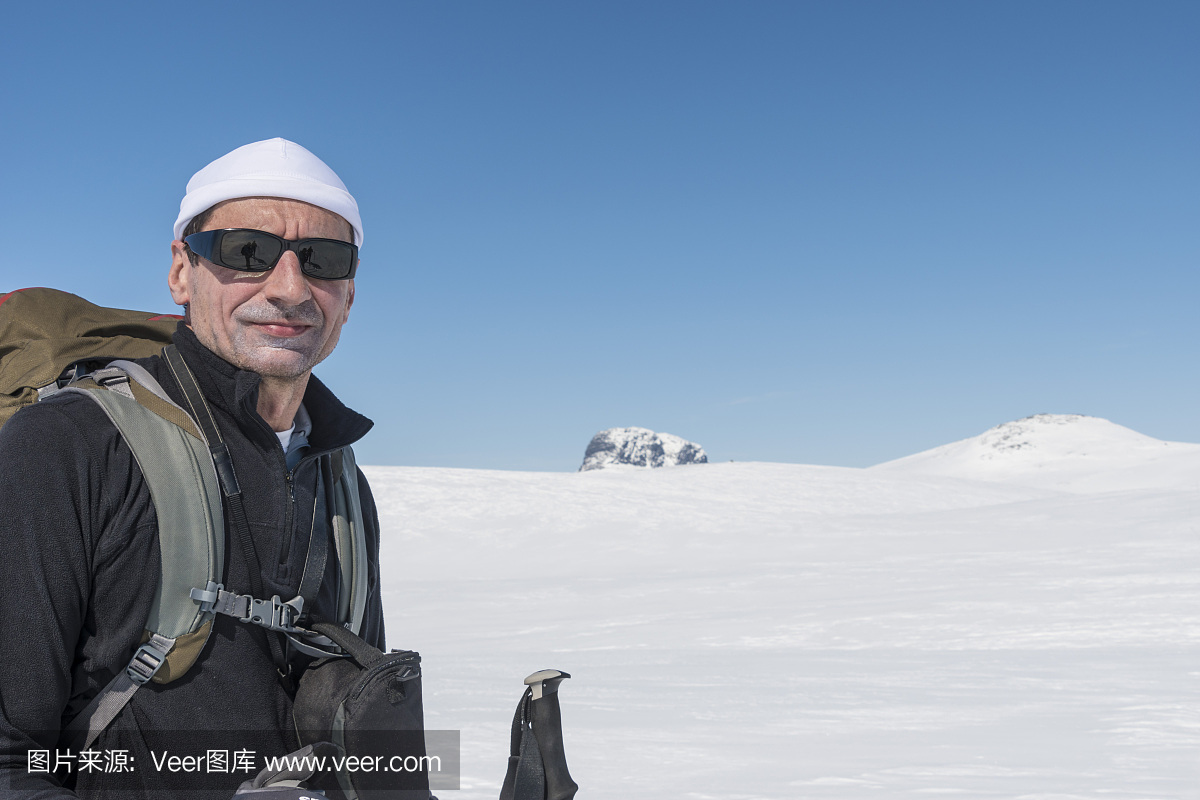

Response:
(2, 1), (1196, 470)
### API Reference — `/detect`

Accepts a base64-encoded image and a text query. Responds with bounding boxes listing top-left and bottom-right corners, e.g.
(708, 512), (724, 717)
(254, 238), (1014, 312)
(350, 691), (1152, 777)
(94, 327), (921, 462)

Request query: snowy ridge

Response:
(872, 413), (1200, 492)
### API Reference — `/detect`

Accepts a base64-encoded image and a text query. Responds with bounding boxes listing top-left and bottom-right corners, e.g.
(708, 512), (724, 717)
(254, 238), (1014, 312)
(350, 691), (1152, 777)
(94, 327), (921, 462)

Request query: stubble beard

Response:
(226, 300), (336, 380)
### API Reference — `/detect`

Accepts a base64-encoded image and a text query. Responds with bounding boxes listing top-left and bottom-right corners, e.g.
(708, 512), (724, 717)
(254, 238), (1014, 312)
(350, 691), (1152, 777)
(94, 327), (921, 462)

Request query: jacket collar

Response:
(169, 323), (373, 453)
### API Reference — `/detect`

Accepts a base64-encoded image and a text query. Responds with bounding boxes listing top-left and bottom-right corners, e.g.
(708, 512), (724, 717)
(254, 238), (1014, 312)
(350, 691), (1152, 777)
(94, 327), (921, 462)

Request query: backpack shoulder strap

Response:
(331, 444), (370, 636)
(286, 445), (368, 658)
(60, 362), (224, 751)
(60, 354), (370, 744)
(65, 366), (224, 646)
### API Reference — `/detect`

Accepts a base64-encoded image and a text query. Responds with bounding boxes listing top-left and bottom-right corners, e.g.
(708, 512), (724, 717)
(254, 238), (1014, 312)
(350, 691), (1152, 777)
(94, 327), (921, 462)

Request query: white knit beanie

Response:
(173, 138), (364, 248)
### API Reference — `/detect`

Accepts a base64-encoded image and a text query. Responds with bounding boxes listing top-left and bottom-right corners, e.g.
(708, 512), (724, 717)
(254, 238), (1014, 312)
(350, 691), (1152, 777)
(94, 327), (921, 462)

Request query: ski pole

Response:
(523, 670), (578, 800)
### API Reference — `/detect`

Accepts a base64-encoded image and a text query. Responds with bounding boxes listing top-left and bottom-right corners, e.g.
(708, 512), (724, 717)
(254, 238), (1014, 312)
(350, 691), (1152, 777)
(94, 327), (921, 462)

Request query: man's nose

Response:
(262, 250), (313, 304)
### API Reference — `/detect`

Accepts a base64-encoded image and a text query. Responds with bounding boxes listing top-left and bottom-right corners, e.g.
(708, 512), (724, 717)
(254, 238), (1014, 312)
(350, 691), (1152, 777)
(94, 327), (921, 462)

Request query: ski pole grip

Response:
(524, 670), (578, 800)
(524, 669), (569, 699)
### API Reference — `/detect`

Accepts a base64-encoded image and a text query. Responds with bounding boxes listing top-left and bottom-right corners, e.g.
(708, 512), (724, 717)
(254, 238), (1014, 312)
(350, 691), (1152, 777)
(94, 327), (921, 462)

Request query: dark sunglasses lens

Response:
(217, 230), (285, 271)
(297, 241), (356, 279)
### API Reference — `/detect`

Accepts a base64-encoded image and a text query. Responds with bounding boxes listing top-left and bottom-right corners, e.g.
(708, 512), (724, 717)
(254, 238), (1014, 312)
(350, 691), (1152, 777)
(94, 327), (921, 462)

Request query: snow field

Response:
(366, 420), (1199, 799)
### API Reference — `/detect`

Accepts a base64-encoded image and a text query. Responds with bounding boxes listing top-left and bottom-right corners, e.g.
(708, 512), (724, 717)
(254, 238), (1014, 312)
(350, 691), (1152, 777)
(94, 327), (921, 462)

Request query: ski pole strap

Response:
(500, 688), (544, 800)
(499, 670), (578, 800)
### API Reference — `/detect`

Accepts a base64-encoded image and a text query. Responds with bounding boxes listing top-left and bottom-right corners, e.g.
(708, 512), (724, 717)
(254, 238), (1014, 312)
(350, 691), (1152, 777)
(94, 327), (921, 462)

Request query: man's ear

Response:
(168, 240), (192, 307)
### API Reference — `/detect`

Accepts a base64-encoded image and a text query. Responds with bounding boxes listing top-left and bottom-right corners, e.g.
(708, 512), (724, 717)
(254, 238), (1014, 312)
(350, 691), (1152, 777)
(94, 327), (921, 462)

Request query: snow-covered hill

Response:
(873, 413), (1200, 492)
(367, 416), (1200, 799)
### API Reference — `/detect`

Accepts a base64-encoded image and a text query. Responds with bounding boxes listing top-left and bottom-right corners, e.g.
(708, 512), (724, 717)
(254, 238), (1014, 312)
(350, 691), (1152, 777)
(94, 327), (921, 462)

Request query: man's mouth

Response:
(251, 322), (313, 337)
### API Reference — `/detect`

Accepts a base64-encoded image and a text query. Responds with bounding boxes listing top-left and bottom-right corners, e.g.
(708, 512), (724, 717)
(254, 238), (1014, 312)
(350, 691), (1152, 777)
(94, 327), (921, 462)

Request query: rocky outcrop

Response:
(580, 427), (708, 472)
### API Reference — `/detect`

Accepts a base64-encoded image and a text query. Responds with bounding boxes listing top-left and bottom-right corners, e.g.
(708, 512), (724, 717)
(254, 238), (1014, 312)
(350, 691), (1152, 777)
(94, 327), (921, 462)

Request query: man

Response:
(0, 138), (384, 797)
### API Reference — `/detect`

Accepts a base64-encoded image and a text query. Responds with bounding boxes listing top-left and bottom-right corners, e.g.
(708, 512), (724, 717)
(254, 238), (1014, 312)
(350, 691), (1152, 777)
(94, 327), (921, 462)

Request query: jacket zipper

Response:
(278, 467), (296, 565)
(253, 413), (297, 569)
(276, 449), (339, 568)
(253, 412), (350, 571)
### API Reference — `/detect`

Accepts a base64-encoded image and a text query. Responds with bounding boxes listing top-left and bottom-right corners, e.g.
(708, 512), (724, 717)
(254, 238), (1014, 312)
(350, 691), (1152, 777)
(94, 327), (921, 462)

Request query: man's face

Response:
(168, 197), (356, 380)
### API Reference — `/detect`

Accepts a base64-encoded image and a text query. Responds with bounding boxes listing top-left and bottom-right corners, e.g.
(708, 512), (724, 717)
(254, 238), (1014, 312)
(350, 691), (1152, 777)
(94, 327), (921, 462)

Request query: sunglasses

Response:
(183, 229), (358, 280)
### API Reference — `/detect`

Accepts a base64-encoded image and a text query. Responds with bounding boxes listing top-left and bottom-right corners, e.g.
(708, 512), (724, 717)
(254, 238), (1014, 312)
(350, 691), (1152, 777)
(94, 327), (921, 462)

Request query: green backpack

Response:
(0, 287), (181, 427)
(0, 287), (369, 750)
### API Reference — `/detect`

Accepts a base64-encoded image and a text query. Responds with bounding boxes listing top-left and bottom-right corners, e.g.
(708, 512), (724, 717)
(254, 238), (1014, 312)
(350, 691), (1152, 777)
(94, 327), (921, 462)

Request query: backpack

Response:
(0, 287), (181, 427)
(0, 287), (371, 751)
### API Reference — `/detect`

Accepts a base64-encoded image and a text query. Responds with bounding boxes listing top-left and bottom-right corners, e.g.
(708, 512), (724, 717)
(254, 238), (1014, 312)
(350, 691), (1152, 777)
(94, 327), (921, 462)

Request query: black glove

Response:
(233, 741), (340, 798)
(231, 788), (327, 800)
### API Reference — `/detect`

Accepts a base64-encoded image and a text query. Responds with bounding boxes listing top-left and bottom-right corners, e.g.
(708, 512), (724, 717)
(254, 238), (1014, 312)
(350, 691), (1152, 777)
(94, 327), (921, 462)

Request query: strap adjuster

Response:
(126, 639), (171, 685)
(246, 594), (304, 633)
(94, 372), (130, 388)
(204, 587), (307, 633)
(189, 581), (223, 612)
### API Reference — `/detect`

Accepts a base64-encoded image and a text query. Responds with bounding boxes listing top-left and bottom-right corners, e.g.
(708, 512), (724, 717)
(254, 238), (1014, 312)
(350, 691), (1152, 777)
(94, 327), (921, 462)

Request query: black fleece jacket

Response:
(0, 325), (384, 797)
